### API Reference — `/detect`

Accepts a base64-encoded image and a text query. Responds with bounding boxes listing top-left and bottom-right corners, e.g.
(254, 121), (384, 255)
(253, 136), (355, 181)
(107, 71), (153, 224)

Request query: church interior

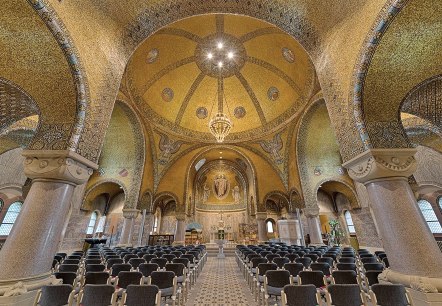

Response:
(0, 0), (441, 305)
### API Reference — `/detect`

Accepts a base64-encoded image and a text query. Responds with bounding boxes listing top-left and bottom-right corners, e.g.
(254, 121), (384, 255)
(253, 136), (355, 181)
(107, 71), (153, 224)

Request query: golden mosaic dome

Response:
(126, 14), (316, 143)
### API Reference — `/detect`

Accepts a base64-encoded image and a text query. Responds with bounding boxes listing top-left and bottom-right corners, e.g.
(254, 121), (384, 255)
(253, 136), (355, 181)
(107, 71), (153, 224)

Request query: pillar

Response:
(256, 212), (267, 243)
(174, 214), (186, 245)
(343, 148), (442, 295)
(119, 208), (139, 246)
(304, 207), (323, 245)
(0, 150), (96, 294)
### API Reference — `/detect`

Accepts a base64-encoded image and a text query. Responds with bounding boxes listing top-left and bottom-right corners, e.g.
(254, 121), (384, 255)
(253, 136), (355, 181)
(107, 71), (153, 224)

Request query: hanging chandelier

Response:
(208, 72), (233, 142)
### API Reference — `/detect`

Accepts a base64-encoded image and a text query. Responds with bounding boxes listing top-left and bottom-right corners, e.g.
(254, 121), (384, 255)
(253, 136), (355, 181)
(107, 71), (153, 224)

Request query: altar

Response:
(209, 231), (234, 243)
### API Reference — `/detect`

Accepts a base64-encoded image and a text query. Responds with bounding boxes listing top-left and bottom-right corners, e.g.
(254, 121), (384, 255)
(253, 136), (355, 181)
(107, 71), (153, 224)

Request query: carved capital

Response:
(342, 148), (417, 184)
(176, 213), (186, 221)
(255, 212), (267, 221)
(303, 207), (320, 218)
(122, 208), (140, 219)
(22, 150), (98, 186)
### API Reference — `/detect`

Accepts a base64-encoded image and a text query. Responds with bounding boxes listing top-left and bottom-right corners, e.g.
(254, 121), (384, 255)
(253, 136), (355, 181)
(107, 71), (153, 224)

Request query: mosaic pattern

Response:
(282, 47), (295, 63)
(267, 86), (280, 101)
(161, 88), (174, 102)
(196, 107), (208, 119)
(146, 48), (159, 63)
(234, 106), (246, 119)
(186, 257), (256, 306)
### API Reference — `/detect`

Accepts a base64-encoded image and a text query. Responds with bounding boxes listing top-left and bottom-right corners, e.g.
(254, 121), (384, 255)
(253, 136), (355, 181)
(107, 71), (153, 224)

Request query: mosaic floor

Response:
(185, 256), (258, 306)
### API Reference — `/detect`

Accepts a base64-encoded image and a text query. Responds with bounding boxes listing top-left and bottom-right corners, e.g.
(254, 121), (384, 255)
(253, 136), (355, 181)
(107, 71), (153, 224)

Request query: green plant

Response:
(328, 219), (345, 246)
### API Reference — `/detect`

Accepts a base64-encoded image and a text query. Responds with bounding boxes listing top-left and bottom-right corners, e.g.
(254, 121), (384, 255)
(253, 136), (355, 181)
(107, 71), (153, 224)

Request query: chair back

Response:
(150, 271), (175, 289)
(283, 263), (304, 277)
(366, 270), (383, 286)
(84, 272), (109, 285)
(110, 263), (131, 277)
(37, 285), (73, 306)
(282, 284), (318, 306)
(331, 270), (358, 284)
(58, 264), (78, 273)
(143, 254), (157, 262)
(295, 257), (312, 268)
(317, 256), (334, 266)
(165, 263), (185, 277)
(128, 258), (146, 269)
(285, 254), (299, 262)
(273, 257), (290, 269)
(139, 263), (160, 277)
(80, 284), (115, 306)
(124, 285), (159, 306)
(371, 284), (410, 306)
(266, 254), (280, 262)
(172, 258), (190, 268)
(304, 254), (318, 262)
(338, 257), (355, 264)
(86, 264), (106, 272)
(336, 263), (357, 271)
(117, 271), (143, 289)
(265, 270), (291, 288)
(364, 263), (384, 272)
(310, 262), (331, 276)
(257, 263), (277, 277)
(251, 257), (268, 268)
(163, 254), (177, 263)
(299, 271), (325, 288)
(62, 259), (80, 265)
(54, 272), (77, 286)
(106, 258), (123, 269)
(328, 284), (363, 306)
(85, 259), (102, 265)
(361, 257), (378, 264)
(151, 258), (168, 269)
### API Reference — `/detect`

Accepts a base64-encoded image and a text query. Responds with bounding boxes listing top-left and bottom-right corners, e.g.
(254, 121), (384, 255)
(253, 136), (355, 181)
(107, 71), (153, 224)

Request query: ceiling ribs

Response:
(142, 56), (196, 94)
(216, 15), (224, 33)
(239, 27), (283, 43)
(175, 72), (206, 125)
(155, 28), (202, 43)
(234, 71), (267, 125)
(247, 56), (303, 94)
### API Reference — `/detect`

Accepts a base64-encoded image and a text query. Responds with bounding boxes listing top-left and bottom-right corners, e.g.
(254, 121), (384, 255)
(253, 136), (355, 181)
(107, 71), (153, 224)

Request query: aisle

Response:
(185, 256), (258, 306)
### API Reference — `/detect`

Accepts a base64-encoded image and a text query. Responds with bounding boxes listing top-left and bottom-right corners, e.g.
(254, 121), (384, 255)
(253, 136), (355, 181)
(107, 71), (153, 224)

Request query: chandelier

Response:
(208, 75), (233, 143)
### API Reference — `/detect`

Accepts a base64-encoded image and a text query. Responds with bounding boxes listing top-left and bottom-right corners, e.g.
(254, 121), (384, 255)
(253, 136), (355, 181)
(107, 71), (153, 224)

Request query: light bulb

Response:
(217, 42), (223, 49)
(218, 61), (223, 68)
(227, 52), (234, 59)
(207, 53), (213, 59)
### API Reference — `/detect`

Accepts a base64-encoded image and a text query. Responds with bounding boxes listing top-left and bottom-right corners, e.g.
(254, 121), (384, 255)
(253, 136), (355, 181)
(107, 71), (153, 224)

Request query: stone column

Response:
(256, 212), (267, 243)
(119, 208), (139, 246)
(0, 150), (96, 293)
(344, 148), (442, 294)
(304, 207), (323, 245)
(174, 214), (186, 245)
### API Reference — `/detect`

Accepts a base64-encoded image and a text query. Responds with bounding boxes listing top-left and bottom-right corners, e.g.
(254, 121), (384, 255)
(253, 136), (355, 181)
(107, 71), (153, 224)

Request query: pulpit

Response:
(215, 219), (227, 258)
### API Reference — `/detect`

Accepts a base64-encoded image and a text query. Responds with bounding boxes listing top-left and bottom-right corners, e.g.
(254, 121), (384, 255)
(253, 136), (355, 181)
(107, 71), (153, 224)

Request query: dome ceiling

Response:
(126, 14), (316, 143)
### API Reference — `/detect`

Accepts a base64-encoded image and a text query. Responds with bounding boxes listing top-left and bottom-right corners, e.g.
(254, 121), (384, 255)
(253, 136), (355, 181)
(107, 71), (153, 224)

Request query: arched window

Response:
(266, 220), (274, 233)
(0, 199), (3, 212)
(439, 197), (442, 213)
(86, 211), (98, 235)
(344, 210), (356, 234)
(153, 215), (159, 233)
(418, 199), (442, 234)
(0, 201), (23, 236)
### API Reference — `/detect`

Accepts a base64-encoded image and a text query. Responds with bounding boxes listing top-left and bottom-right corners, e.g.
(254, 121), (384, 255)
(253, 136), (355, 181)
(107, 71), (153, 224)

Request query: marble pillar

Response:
(256, 212), (268, 243)
(344, 148), (442, 294)
(304, 208), (323, 245)
(119, 208), (140, 246)
(174, 214), (186, 245)
(0, 150), (97, 294)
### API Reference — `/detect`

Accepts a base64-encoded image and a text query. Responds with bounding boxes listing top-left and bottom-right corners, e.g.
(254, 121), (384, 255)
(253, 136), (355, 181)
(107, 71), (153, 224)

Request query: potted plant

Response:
(328, 219), (345, 246)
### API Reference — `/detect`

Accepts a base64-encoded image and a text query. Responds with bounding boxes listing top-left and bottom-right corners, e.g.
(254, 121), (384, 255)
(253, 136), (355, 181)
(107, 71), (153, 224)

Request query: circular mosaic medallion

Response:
(282, 47), (295, 63)
(267, 87), (280, 101)
(195, 33), (247, 78)
(196, 107), (208, 119)
(234, 106), (246, 119)
(161, 88), (174, 102)
(147, 48), (159, 63)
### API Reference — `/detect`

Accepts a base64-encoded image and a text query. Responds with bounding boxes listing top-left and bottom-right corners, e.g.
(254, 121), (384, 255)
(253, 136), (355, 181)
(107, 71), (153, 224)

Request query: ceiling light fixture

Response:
(227, 52), (234, 59)
(208, 74), (233, 143)
(207, 53), (213, 59)
(218, 61), (223, 68)
(217, 42), (223, 49)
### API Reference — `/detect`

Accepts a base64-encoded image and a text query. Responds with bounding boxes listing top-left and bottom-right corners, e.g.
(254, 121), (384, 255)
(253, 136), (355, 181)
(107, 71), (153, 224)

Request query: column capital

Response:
(255, 212), (267, 221)
(22, 150), (98, 186)
(342, 148), (417, 184)
(303, 207), (319, 218)
(122, 208), (140, 219)
(176, 213), (186, 221)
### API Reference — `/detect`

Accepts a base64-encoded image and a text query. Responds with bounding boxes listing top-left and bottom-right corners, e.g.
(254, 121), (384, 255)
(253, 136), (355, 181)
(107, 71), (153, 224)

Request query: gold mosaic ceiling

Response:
(126, 14), (316, 143)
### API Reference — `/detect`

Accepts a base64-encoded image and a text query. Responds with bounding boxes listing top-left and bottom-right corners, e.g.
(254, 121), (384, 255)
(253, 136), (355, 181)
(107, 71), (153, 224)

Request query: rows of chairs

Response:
(35, 244), (206, 306)
(236, 243), (414, 306)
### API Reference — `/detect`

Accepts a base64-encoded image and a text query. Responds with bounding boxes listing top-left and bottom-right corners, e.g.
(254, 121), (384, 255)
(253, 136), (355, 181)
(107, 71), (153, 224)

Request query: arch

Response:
(152, 191), (180, 213)
(0, 201), (23, 236)
(289, 188), (304, 210)
(263, 190), (290, 213)
(314, 179), (360, 210)
(27, 0), (91, 156)
(417, 199), (442, 234)
(82, 180), (127, 212)
(351, 0), (409, 149)
(265, 218), (276, 234)
(138, 189), (153, 211)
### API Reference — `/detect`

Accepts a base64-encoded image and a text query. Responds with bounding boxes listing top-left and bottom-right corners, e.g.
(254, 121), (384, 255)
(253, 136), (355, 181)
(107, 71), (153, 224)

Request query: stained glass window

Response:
(344, 210), (356, 234)
(418, 200), (442, 234)
(0, 201), (23, 236)
(86, 211), (98, 235)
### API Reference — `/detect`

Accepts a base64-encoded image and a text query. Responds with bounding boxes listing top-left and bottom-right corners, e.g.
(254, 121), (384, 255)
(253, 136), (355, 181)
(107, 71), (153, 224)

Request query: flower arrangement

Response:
(328, 219), (345, 246)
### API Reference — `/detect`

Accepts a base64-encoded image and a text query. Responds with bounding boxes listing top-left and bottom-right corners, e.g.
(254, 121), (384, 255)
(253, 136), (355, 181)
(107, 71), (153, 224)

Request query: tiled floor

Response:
(185, 256), (258, 306)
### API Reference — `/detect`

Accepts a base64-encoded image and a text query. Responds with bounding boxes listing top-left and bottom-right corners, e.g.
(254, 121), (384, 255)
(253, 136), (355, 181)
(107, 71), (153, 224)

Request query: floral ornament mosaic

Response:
(234, 106), (246, 119)
(196, 107), (208, 119)
(146, 48), (159, 63)
(314, 166), (322, 176)
(282, 47), (295, 63)
(267, 86), (280, 101)
(161, 87), (174, 102)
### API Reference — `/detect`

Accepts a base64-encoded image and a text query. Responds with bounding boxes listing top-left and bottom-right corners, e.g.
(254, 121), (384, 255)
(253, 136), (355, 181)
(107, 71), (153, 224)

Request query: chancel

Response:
(0, 1), (441, 305)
